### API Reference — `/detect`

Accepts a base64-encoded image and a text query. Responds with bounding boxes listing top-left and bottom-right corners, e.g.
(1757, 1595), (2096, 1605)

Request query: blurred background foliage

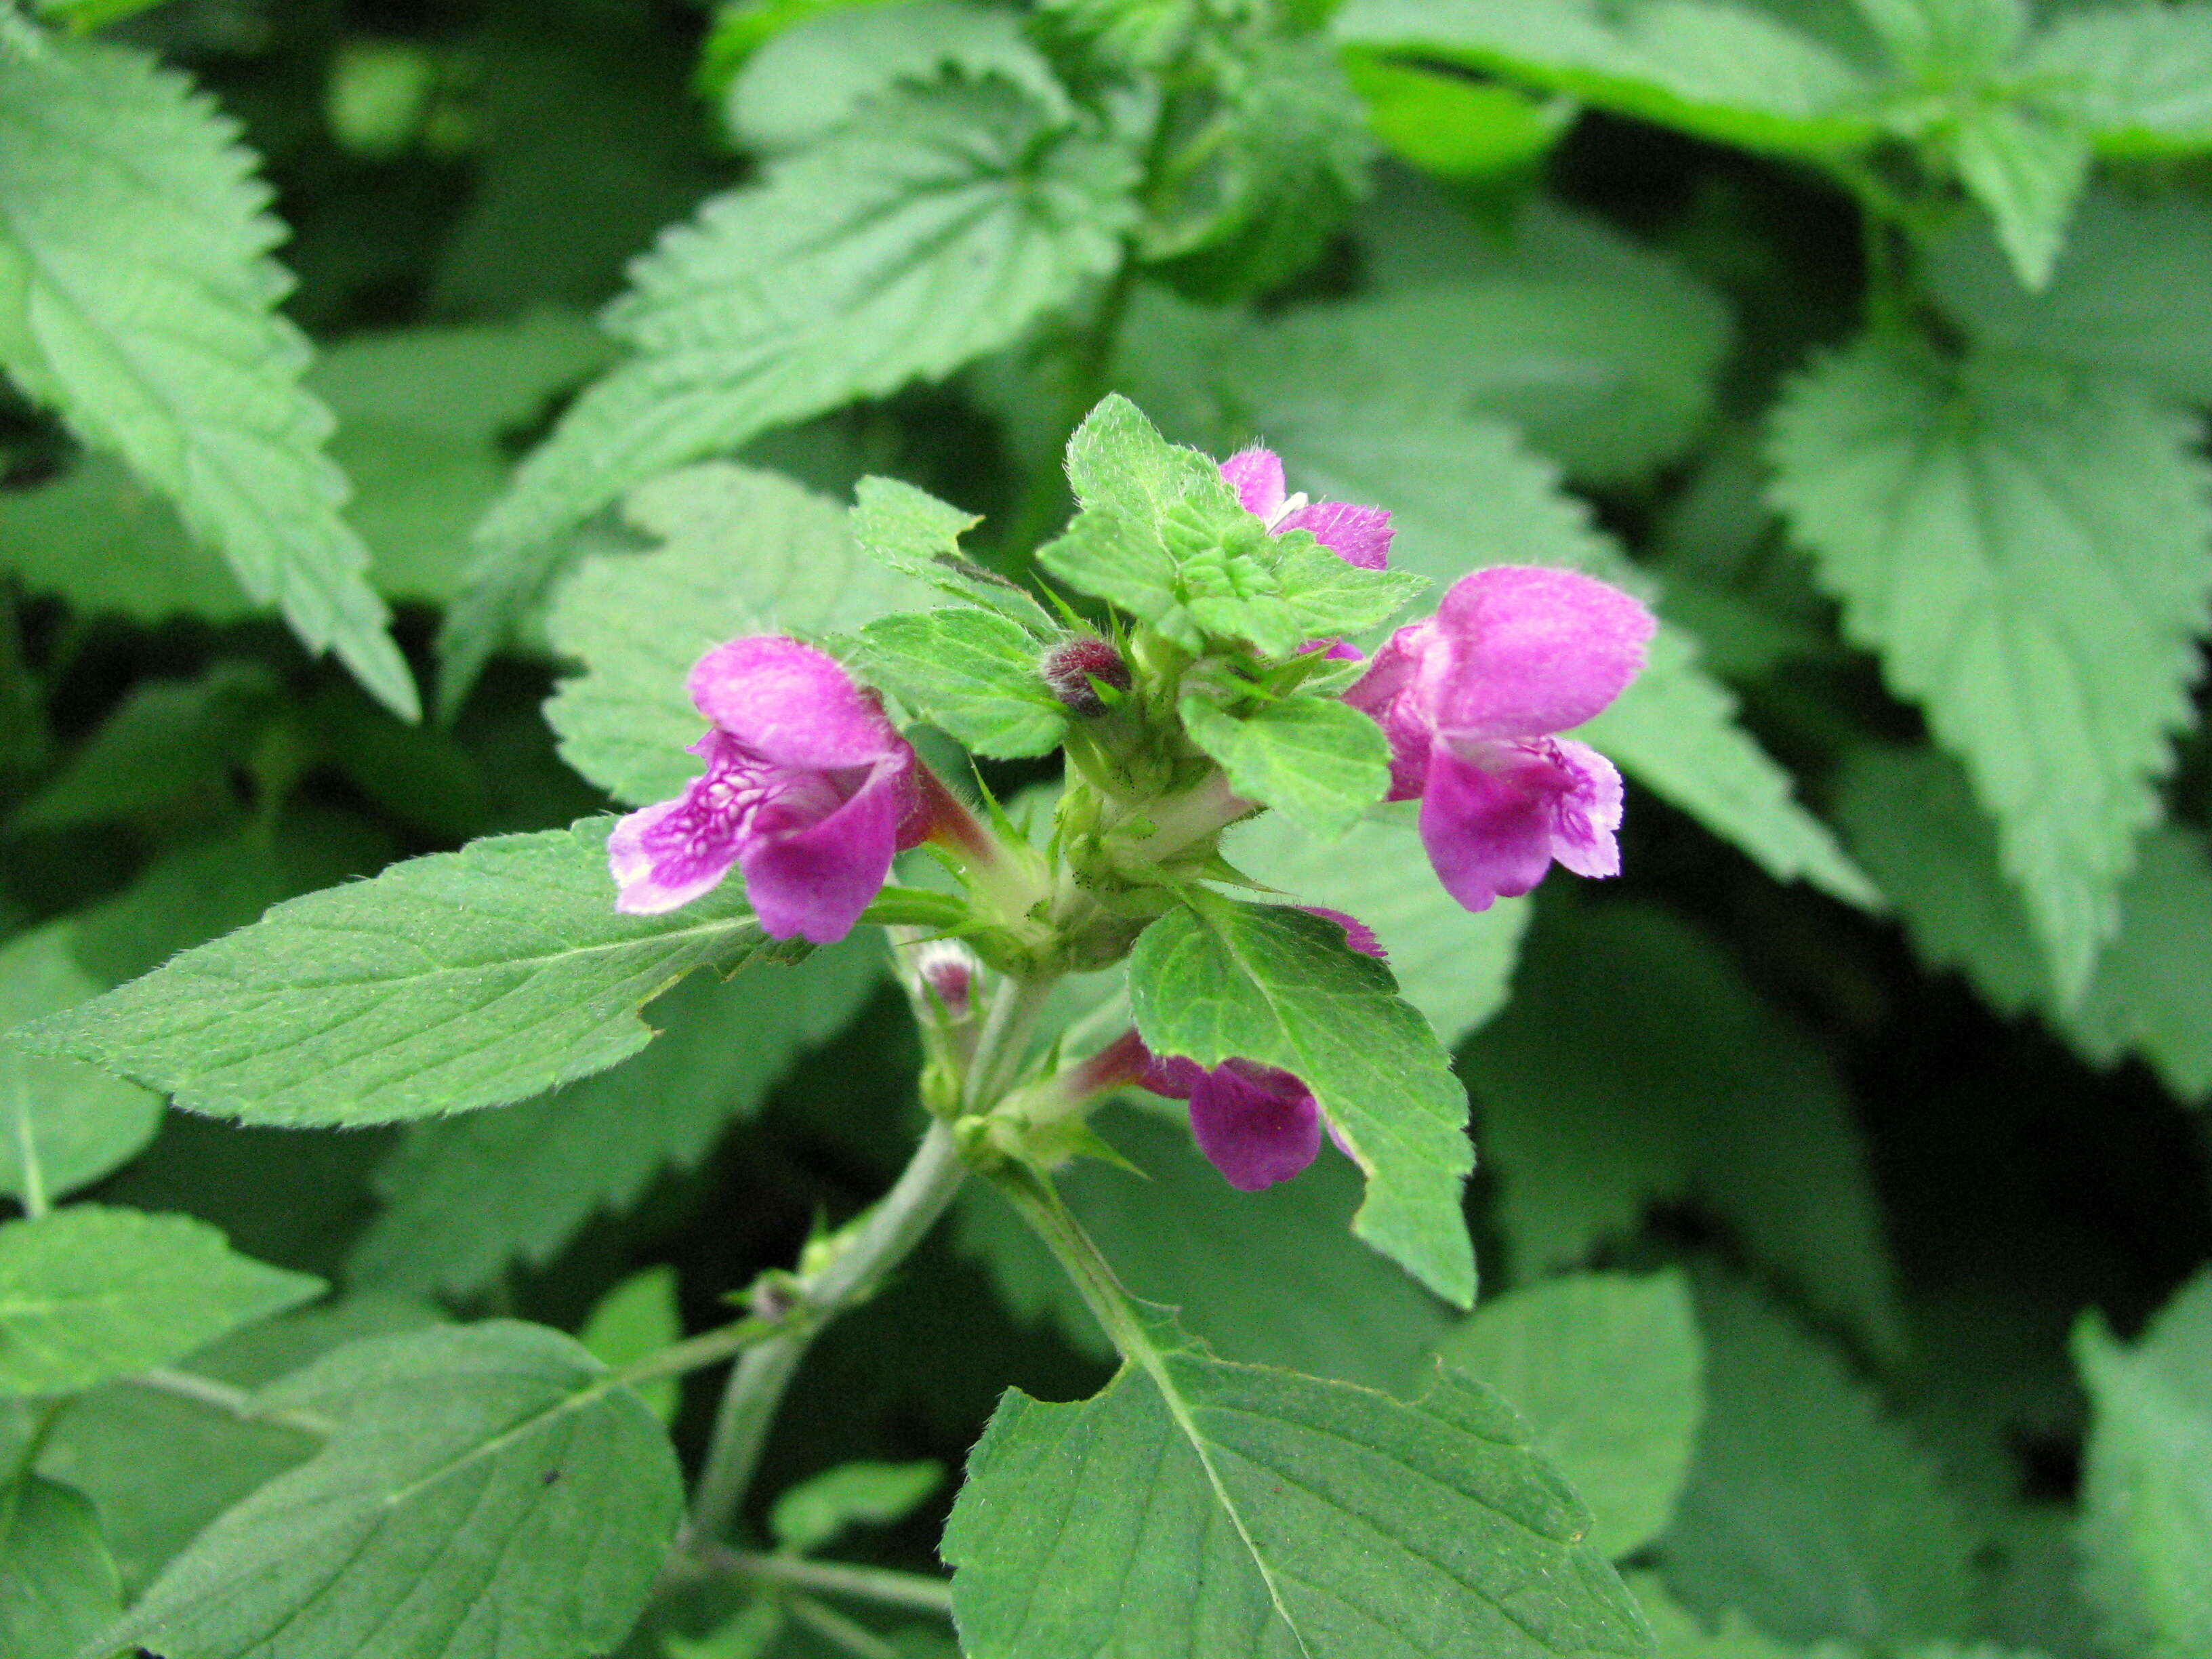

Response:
(2, 1), (2210, 1656)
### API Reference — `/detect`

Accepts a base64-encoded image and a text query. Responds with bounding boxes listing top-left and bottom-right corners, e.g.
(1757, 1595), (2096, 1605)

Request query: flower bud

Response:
(913, 939), (980, 1020)
(1040, 636), (1132, 717)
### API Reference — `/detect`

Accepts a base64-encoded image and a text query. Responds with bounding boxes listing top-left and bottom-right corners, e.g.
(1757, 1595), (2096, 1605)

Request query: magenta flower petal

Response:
(687, 636), (900, 770)
(1420, 567), (1656, 742)
(736, 752), (910, 943)
(1543, 739), (1626, 879)
(1186, 1061), (1323, 1191)
(1344, 621), (1436, 800)
(1298, 905), (1387, 961)
(1418, 737), (1624, 911)
(610, 798), (739, 915)
(1220, 447), (1286, 520)
(1140, 1052), (1208, 1099)
(1277, 500), (1392, 571)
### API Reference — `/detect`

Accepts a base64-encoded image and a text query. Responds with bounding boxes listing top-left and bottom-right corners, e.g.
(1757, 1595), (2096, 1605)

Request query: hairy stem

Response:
(700, 1545), (954, 1616)
(983, 1160), (1153, 1368)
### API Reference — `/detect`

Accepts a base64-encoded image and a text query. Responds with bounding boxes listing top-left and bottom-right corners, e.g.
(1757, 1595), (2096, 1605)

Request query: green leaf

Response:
(9, 662), (276, 830)
(1222, 811), (1531, 1047)
(1626, 1574), (1800, 1659)
(956, 1104), (1454, 1392)
(853, 474), (1057, 636)
(0, 1206), (321, 1396)
(770, 1459), (943, 1553)
(13, 819), (809, 1129)
(1128, 897), (1475, 1307)
(1947, 102), (2091, 292)
(0, 454), (250, 624)
(1662, 1276), (1978, 1649)
(1767, 339), (2212, 1000)
(2074, 1269), (2212, 1659)
(579, 1265), (681, 1425)
(0, 922), (159, 1205)
(1179, 693), (1390, 840)
(348, 937), (883, 1296)
(857, 609), (1068, 758)
(1341, 51), (1573, 180)
(1332, 0), (1886, 161)
(445, 79), (1136, 716)
(0, 37), (415, 719)
(1439, 1269), (1703, 1559)
(724, 0), (1069, 152)
(943, 1323), (1654, 1658)
(2027, 5), (2212, 155)
(98, 1320), (684, 1659)
(0, 1475), (119, 1659)
(546, 463), (934, 806)
(1463, 902), (1904, 1359)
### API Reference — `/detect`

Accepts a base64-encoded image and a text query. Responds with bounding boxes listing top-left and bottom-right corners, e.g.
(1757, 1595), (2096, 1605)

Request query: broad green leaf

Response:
(769, 1459), (943, 1553)
(1333, 0), (1886, 160)
(545, 463), (933, 806)
(1924, 188), (2212, 405)
(9, 661), (276, 830)
(14, 819), (809, 1128)
(1947, 102), (2091, 292)
(1628, 1574), (1800, 1659)
(1223, 811), (1531, 1047)
(1439, 1269), (1703, 1559)
(851, 474), (1056, 635)
(0, 1206), (321, 1396)
(857, 609), (1069, 758)
(2028, 5), (2212, 155)
(1128, 897), (1475, 1307)
(1465, 901), (1904, 1358)
(1663, 1277), (1978, 1648)
(444, 79), (1137, 715)
(1834, 744), (2212, 1103)
(0, 38), (415, 718)
(0, 922), (159, 1204)
(0, 1475), (119, 1659)
(579, 1265), (681, 1425)
(725, 0), (1069, 152)
(348, 937), (883, 1295)
(2074, 1269), (2212, 1659)
(1179, 693), (1390, 840)
(0, 455), (250, 624)
(955, 1105), (1454, 1392)
(1342, 52), (1574, 180)
(944, 1323), (1652, 1658)
(98, 1321), (684, 1659)
(1767, 340), (2212, 1000)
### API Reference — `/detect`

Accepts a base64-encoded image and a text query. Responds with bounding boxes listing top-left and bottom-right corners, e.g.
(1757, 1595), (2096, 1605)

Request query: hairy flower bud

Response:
(913, 939), (980, 1020)
(1040, 636), (1131, 717)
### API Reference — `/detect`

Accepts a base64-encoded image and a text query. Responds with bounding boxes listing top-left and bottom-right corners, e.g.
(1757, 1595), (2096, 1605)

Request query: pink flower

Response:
(609, 636), (925, 943)
(1220, 447), (1393, 572)
(1140, 907), (1382, 1192)
(1345, 566), (1654, 913)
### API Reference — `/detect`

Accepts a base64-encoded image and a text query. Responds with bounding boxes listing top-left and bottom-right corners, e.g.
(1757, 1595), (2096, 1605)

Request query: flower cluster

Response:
(607, 436), (1654, 1191)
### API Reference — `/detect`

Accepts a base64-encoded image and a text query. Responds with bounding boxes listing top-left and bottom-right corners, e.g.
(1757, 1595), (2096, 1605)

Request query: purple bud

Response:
(1041, 637), (1132, 717)
(914, 940), (979, 1019)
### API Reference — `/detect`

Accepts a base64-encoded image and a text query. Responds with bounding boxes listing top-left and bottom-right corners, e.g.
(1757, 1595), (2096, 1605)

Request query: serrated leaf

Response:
(858, 609), (1068, 758)
(1767, 340), (2212, 1000)
(1464, 901), (1904, 1358)
(579, 1265), (681, 1425)
(0, 923), (160, 1205)
(546, 463), (934, 806)
(0, 37), (415, 718)
(0, 1207), (321, 1397)
(1223, 811), (1531, 1046)
(853, 474), (1057, 636)
(1440, 1270), (1704, 1559)
(0, 1475), (119, 1659)
(2027, 5), (2212, 155)
(1663, 1276), (1978, 1648)
(943, 1324), (1653, 1659)
(1342, 51), (1574, 181)
(97, 1321), (684, 1659)
(1128, 897), (1475, 1307)
(955, 1105), (1454, 1392)
(2074, 1269), (2212, 1659)
(444, 79), (1136, 715)
(769, 1459), (943, 1554)
(1333, 0), (1886, 160)
(1948, 102), (2091, 291)
(348, 937), (882, 1296)
(1179, 693), (1389, 839)
(1627, 1574), (1801, 1659)
(0, 455), (250, 624)
(13, 819), (808, 1128)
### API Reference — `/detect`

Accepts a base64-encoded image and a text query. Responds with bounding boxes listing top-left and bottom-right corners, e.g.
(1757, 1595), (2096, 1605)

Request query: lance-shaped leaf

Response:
(0, 1208), (321, 1397)
(1179, 693), (1391, 840)
(1128, 897), (1475, 1307)
(95, 1321), (683, 1659)
(0, 38), (415, 718)
(14, 819), (809, 1128)
(441, 79), (1137, 714)
(1768, 340), (2212, 1000)
(857, 609), (1069, 758)
(0, 1475), (120, 1659)
(0, 924), (160, 1206)
(943, 1317), (1652, 1658)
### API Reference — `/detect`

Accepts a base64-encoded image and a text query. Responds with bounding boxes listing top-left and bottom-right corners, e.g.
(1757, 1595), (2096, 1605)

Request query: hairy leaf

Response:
(1128, 897), (1475, 1307)
(15, 819), (809, 1128)
(1768, 340), (2212, 999)
(1179, 693), (1391, 840)
(0, 38), (415, 718)
(858, 609), (1068, 758)
(0, 923), (160, 1205)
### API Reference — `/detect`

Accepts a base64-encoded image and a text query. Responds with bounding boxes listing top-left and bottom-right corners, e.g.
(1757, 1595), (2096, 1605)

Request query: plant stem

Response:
(129, 1368), (335, 1437)
(687, 1118), (970, 1543)
(785, 1593), (903, 1659)
(699, 1546), (954, 1616)
(964, 972), (1058, 1110)
(983, 1161), (1153, 1366)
